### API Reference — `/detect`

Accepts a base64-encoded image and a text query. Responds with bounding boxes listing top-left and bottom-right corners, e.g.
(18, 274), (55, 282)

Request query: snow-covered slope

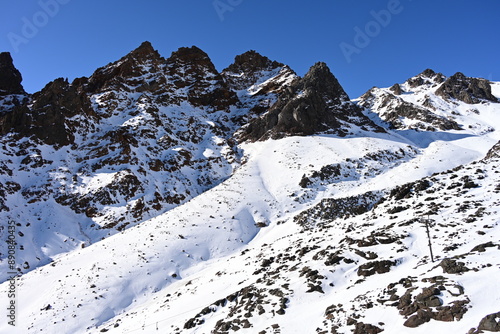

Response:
(0, 44), (499, 333)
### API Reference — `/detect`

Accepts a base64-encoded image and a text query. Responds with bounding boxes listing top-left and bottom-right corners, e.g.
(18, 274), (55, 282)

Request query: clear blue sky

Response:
(1, 0), (499, 98)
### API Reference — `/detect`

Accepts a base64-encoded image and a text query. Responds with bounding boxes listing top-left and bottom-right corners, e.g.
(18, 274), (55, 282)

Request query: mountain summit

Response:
(237, 61), (383, 141)
(0, 52), (25, 96)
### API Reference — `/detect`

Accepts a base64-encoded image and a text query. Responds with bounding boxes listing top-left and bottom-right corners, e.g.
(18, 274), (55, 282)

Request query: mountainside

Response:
(0, 43), (499, 334)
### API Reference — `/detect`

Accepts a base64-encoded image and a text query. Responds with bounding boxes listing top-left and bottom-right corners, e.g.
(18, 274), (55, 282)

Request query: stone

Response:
(238, 62), (384, 141)
(0, 52), (25, 96)
(436, 72), (498, 104)
(357, 260), (396, 277)
(439, 258), (470, 274)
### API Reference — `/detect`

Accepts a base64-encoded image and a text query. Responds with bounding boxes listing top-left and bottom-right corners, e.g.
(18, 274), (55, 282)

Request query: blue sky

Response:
(1, 0), (499, 98)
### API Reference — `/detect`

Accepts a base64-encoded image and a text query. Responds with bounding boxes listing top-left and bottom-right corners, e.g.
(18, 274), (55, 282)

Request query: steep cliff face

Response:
(1, 78), (95, 146)
(0, 52), (25, 96)
(237, 62), (384, 141)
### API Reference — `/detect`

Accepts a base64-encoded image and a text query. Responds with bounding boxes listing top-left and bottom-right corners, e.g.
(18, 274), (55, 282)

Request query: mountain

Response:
(0, 43), (499, 334)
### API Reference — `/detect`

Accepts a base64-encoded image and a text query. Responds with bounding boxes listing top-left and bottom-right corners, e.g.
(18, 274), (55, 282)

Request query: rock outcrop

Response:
(436, 72), (498, 104)
(237, 62), (384, 141)
(0, 52), (25, 96)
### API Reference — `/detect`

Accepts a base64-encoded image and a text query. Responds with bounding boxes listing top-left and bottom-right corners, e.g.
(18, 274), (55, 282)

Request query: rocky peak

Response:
(299, 62), (350, 102)
(166, 46), (218, 77)
(227, 50), (283, 73)
(406, 69), (445, 88)
(221, 50), (298, 100)
(237, 62), (383, 141)
(435, 72), (498, 104)
(222, 50), (286, 91)
(84, 41), (164, 93)
(129, 41), (161, 60)
(0, 52), (26, 96)
(0, 78), (94, 146)
(390, 83), (402, 95)
(165, 46), (237, 111)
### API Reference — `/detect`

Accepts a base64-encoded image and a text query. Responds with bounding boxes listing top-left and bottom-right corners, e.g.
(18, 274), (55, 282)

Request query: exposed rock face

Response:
(0, 52), (25, 96)
(222, 50), (298, 128)
(390, 83), (402, 95)
(439, 258), (470, 274)
(0, 78), (94, 146)
(80, 41), (165, 94)
(436, 72), (498, 104)
(222, 50), (287, 91)
(407, 69), (445, 88)
(356, 69), (500, 132)
(485, 140), (500, 160)
(238, 62), (384, 141)
(474, 312), (500, 332)
(379, 94), (461, 131)
(165, 46), (238, 111)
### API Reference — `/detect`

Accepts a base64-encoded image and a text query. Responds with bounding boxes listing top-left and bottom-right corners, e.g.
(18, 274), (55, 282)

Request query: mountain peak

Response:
(436, 72), (498, 104)
(222, 50), (291, 92)
(129, 41), (160, 59)
(225, 50), (284, 74)
(420, 68), (437, 77)
(168, 46), (212, 64)
(237, 61), (382, 141)
(406, 69), (445, 88)
(301, 61), (350, 101)
(0, 52), (26, 95)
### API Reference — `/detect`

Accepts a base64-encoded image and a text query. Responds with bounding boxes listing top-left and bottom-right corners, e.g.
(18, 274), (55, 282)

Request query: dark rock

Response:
(0, 52), (25, 95)
(415, 287), (442, 307)
(238, 62), (384, 141)
(222, 50), (289, 91)
(404, 308), (433, 328)
(477, 312), (500, 332)
(439, 258), (470, 274)
(434, 299), (469, 322)
(353, 322), (383, 334)
(390, 83), (402, 95)
(294, 191), (381, 229)
(165, 46), (238, 111)
(484, 141), (500, 161)
(0, 77), (94, 146)
(471, 241), (496, 253)
(407, 69), (445, 88)
(389, 179), (432, 200)
(357, 260), (396, 277)
(83, 41), (164, 93)
(436, 72), (498, 104)
(378, 94), (461, 131)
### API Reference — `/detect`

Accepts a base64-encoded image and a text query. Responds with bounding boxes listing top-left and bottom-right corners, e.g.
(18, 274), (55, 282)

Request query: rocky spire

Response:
(0, 52), (26, 95)
(226, 50), (283, 74)
(237, 62), (383, 141)
(129, 41), (161, 60)
(83, 41), (164, 93)
(406, 69), (445, 88)
(165, 46), (238, 110)
(222, 50), (286, 91)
